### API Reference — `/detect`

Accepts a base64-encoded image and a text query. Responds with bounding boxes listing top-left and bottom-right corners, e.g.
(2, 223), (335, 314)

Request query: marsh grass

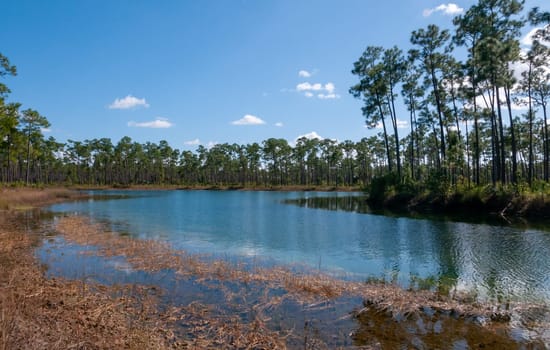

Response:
(53, 216), (537, 343)
(0, 187), (81, 211)
(54, 217), (491, 313)
(0, 214), (177, 349)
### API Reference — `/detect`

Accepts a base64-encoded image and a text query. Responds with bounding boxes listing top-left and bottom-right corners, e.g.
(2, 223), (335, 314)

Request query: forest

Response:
(1, 1), (549, 194)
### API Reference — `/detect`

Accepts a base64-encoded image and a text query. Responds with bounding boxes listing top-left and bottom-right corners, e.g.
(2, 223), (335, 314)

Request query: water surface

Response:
(47, 190), (550, 304)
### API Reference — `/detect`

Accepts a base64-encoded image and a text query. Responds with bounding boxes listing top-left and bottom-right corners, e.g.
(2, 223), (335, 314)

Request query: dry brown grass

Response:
(0, 212), (290, 349)
(0, 187), (83, 210)
(0, 213), (177, 350)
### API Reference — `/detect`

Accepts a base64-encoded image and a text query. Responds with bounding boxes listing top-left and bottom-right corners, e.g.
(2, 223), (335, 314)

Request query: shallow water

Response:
(46, 190), (550, 305)
(22, 191), (550, 347)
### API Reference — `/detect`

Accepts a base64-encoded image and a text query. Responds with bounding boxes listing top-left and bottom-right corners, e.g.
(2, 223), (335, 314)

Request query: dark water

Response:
(45, 190), (550, 305)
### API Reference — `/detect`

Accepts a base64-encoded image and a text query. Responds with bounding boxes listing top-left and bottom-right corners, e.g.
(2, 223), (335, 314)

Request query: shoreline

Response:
(369, 189), (550, 224)
(67, 184), (363, 192)
(1, 188), (548, 348)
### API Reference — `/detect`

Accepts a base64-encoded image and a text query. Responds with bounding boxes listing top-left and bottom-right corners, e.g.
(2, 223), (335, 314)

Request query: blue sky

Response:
(1, 0), (548, 150)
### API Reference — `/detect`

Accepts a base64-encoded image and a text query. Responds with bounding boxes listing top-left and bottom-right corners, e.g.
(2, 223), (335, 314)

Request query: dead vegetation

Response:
(0, 187), (84, 211)
(55, 216), (520, 319)
(0, 213), (174, 350)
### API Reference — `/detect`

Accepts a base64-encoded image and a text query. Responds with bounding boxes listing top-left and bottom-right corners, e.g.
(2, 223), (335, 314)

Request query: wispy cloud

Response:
(521, 27), (550, 46)
(296, 82), (340, 99)
(296, 131), (323, 140)
(298, 70), (312, 78)
(318, 93), (340, 100)
(275, 122), (284, 127)
(423, 3), (464, 17)
(109, 95), (150, 109)
(41, 127), (52, 133)
(372, 119), (408, 129)
(231, 114), (266, 125)
(127, 118), (173, 128)
(184, 138), (200, 146)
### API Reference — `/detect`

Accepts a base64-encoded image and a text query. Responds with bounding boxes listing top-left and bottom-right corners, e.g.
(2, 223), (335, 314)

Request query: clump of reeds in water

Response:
(55, 217), (527, 329)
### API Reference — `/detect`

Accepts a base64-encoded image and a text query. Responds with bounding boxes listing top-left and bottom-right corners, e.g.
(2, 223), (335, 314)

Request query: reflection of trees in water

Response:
(431, 221), (460, 294)
(286, 195), (550, 304)
(353, 306), (532, 349)
(285, 196), (370, 213)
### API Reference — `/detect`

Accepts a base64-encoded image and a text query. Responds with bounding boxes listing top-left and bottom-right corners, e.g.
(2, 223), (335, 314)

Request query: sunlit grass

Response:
(0, 187), (79, 210)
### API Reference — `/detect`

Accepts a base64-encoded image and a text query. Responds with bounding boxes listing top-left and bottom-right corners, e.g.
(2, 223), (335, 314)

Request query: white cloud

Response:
(297, 131), (323, 140)
(522, 28), (539, 46)
(296, 81), (339, 99)
(397, 119), (408, 128)
(521, 27), (550, 47)
(207, 141), (218, 149)
(275, 122), (284, 127)
(298, 70), (312, 78)
(296, 82), (311, 91)
(184, 138), (200, 146)
(231, 114), (266, 125)
(296, 82), (324, 91)
(372, 119), (408, 129)
(41, 127), (52, 133)
(109, 95), (150, 109)
(127, 118), (173, 128)
(318, 93), (340, 100)
(423, 3), (464, 17)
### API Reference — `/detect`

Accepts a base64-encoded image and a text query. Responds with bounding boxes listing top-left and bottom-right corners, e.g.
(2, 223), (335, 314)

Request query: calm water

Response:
(47, 190), (550, 304)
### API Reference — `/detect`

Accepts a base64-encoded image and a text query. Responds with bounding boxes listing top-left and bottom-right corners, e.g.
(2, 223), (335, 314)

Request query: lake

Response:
(45, 190), (550, 305)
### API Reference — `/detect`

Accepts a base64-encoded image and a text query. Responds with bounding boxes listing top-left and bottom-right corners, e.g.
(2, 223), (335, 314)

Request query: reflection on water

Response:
(45, 190), (550, 306)
(286, 195), (550, 305)
(284, 195), (371, 214)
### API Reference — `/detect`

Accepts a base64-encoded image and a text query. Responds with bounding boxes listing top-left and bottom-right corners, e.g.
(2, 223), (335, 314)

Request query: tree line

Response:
(1, 0), (549, 191)
(351, 0), (549, 190)
(0, 57), (382, 188)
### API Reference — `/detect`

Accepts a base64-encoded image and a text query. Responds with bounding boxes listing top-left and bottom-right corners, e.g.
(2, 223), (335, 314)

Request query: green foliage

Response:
(425, 170), (450, 195)
(366, 173), (420, 207)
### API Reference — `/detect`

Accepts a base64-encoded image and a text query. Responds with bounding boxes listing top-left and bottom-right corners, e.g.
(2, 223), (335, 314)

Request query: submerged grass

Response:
(52, 215), (545, 348)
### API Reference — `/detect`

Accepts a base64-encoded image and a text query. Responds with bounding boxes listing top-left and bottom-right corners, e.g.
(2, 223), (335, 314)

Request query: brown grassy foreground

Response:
(0, 213), (176, 349)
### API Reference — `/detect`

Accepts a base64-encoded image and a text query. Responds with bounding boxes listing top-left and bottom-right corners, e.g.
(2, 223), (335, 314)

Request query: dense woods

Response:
(351, 0), (550, 192)
(1, 0), (549, 192)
